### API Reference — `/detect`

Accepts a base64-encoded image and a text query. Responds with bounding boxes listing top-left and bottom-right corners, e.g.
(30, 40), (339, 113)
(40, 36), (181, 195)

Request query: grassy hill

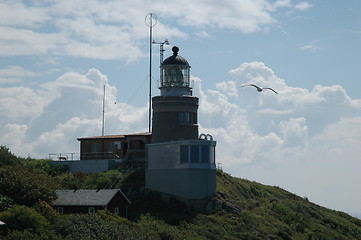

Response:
(0, 146), (360, 239)
(121, 169), (361, 240)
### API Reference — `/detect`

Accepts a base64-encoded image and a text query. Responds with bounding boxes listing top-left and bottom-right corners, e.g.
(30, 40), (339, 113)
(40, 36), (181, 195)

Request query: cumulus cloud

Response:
(196, 61), (361, 215)
(294, 2), (313, 11)
(0, 0), (311, 60)
(1, 61), (360, 215)
(0, 68), (148, 158)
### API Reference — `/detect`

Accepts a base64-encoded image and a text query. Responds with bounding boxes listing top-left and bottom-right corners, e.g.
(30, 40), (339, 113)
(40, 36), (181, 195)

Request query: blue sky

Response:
(1, 0), (361, 218)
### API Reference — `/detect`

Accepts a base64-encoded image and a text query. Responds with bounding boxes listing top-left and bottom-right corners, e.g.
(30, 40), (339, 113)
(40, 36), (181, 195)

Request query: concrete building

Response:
(146, 46), (216, 207)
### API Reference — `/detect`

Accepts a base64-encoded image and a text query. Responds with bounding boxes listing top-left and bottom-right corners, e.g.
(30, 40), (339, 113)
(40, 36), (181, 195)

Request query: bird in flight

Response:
(241, 84), (278, 94)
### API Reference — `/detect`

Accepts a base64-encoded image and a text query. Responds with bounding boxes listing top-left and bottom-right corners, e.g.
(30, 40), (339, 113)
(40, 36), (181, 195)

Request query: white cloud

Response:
(0, 1), (49, 27)
(300, 40), (320, 52)
(1, 61), (360, 215)
(199, 61), (361, 215)
(295, 2), (313, 11)
(0, 66), (41, 77)
(0, 0), (305, 60)
(0, 68), (148, 158)
(0, 66), (42, 84)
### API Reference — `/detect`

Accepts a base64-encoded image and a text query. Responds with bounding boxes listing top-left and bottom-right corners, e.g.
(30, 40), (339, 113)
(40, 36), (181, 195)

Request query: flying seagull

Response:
(241, 84), (278, 94)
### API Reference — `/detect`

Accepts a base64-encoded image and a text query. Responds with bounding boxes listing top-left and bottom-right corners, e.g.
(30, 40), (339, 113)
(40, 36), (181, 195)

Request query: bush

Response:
(0, 146), (20, 166)
(0, 205), (50, 235)
(0, 165), (58, 206)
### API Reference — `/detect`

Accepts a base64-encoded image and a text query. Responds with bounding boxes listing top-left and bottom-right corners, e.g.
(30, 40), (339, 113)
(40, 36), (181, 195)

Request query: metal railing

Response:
(48, 152), (121, 161)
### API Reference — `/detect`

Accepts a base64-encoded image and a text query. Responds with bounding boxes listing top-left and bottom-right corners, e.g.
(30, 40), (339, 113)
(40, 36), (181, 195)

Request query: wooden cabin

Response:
(77, 132), (151, 166)
(52, 189), (131, 218)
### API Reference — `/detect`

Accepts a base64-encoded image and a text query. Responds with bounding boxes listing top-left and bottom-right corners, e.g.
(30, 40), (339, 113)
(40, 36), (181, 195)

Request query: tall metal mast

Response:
(145, 13), (157, 133)
(102, 85), (105, 136)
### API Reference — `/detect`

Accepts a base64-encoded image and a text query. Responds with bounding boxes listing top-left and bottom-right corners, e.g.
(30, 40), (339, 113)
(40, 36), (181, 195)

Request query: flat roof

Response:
(77, 132), (151, 141)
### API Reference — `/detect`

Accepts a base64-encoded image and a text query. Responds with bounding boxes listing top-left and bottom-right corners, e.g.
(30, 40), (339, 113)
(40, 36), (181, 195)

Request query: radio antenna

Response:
(145, 13), (157, 133)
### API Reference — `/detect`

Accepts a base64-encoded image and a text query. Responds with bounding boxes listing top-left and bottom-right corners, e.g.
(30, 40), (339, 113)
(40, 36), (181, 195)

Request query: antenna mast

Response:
(146, 13), (157, 133)
(102, 85), (105, 136)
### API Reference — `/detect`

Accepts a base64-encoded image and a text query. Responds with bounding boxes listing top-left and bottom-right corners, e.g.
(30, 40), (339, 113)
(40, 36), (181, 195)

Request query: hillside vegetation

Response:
(0, 146), (360, 240)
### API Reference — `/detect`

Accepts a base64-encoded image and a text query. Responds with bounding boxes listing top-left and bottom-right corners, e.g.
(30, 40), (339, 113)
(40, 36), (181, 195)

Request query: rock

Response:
(213, 199), (223, 211)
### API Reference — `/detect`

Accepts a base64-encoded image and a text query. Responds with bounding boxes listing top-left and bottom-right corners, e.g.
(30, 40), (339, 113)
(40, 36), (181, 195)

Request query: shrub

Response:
(0, 205), (50, 235)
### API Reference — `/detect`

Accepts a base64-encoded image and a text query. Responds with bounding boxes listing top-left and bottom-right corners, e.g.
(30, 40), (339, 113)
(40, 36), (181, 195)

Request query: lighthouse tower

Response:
(151, 46), (198, 143)
(146, 46), (216, 208)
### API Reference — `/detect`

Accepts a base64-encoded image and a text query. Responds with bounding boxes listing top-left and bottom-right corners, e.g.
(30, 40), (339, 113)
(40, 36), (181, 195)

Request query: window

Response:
(114, 207), (119, 215)
(88, 207), (95, 214)
(91, 143), (99, 153)
(107, 143), (114, 152)
(114, 141), (122, 150)
(57, 207), (64, 214)
(185, 112), (190, 123)
(201, 146), (210, 163)
(178, 112), (184, 123)
(190, 145), (199, 163)
(193, 113), (197, 124)
(180, 145), (189, 163)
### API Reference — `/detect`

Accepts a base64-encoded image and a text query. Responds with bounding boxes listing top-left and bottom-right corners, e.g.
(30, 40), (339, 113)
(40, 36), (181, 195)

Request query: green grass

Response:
(123, 169), (361, 240)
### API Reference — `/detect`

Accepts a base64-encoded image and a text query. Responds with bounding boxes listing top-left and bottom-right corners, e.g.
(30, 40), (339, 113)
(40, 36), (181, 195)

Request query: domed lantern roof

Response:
(161, 46), (190, 67)
(159, 46), (191, 96)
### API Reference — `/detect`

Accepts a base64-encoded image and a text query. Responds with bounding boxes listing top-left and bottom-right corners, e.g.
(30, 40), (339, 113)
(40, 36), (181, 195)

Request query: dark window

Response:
(88, 207), (95, 214)
(185, 112), (190, 123)
(180, 145), (189, 163)
(114, 208), (119, 215)
(91, 143), (99, 152)
(190, 145), (199, 163)
(178, 112), (184, 123)
(193, 113), (197, 124)
(57, 207), (64, 214)
(201, 146), (210, 163)
(107, 143), (114, 152)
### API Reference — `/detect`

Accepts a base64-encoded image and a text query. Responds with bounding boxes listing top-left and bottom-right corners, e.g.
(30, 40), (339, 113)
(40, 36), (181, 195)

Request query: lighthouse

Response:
(151, 46), (198, 143)
(146, 46), (216, 208)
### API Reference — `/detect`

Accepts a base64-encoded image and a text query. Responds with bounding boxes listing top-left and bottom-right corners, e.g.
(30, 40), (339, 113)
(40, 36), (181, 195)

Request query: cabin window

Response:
(88, 207), (95, 214)
(114, 208), (119, 215)
(114, 141), (122, 150)
(57, 207), (64, 214)
(91, 143), (99, 153)
(107, 143), (114, 152)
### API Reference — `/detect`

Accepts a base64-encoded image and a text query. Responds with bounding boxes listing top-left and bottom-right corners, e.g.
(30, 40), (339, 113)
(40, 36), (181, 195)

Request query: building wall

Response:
(146, 140), (216, 200)
(146, 168), (216, 200)
(152, 96), (199, 143)
(49, 159), (121, 173)
(107, 192), (129, 218)
(55, 205), (105, 215)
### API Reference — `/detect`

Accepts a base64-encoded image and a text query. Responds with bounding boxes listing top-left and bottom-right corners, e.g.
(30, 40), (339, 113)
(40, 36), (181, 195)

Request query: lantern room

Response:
(159, 46), (191, 96)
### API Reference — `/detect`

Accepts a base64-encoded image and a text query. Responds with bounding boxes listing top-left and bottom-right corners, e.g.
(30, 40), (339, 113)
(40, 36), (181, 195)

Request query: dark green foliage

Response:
(0, 194), (14, 211)
(0, 165), (59, 206)
(0, 147), (360, 239)
(0, 205), (50, 235)
(0, 146), (20, 166)
(53, 213), (156, 240)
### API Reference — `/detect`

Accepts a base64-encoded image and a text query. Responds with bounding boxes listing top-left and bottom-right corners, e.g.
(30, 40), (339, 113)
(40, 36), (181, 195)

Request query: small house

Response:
(77, 132), (151, 164)
(52, 189), (131, 218)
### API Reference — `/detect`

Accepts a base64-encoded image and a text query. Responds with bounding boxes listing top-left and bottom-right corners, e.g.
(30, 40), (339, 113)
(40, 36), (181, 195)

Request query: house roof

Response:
(52, 189), (131, 206)
(77, 132), (151, 141)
